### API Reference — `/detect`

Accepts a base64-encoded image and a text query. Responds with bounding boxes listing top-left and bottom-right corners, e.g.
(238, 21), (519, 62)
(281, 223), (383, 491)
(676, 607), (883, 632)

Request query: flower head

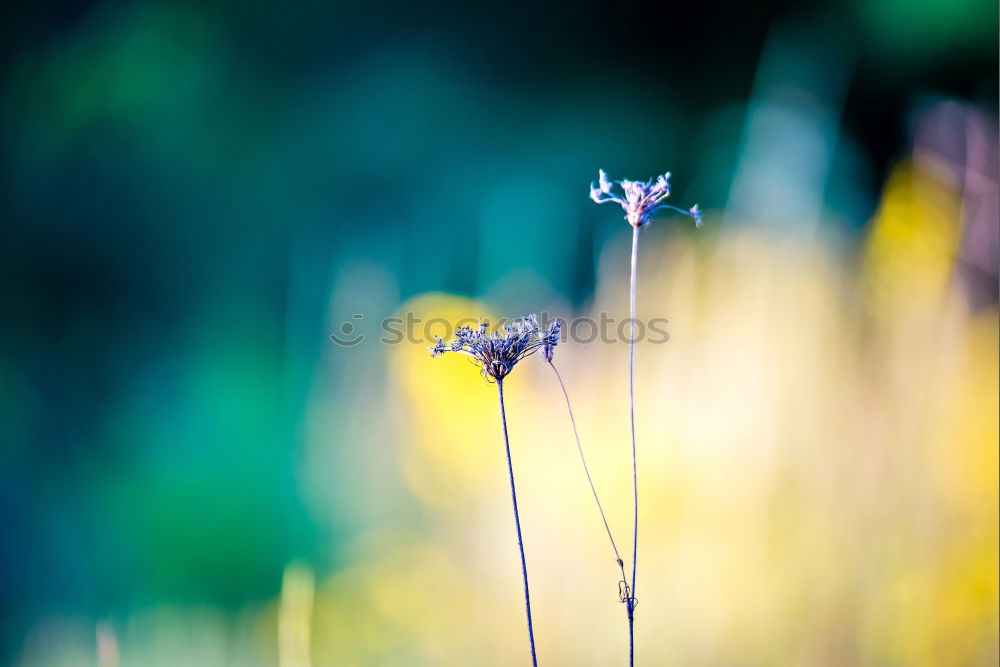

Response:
(430, 314), (563, 382)
(540, 343), (555, 363)
(689, 204), (703, 228)
(589, 170), (701, 228)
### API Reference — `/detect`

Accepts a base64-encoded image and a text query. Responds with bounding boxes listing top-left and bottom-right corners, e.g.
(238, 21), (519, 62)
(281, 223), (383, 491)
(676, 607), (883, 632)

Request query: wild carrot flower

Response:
(430, 315), (562, 382)
(590, 170), (700, 666)
(430, 314), (561, 666)
(590, 169), (702, 228)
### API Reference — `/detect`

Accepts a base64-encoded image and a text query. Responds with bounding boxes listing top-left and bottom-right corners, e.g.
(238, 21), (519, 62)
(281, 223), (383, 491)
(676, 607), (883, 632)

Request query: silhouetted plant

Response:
(430, 315), (562, 667)
(590, 170), (701, 665)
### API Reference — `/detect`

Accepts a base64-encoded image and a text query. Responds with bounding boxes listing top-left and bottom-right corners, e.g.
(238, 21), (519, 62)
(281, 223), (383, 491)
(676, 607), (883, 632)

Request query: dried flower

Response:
(430, 315), (562, 382)
(429, 314), (561, 665)
(689, 204), (702, 227)
(590, 170), (702, 228)
(540, 343), (554, 363)
(590, 168), (701, 665)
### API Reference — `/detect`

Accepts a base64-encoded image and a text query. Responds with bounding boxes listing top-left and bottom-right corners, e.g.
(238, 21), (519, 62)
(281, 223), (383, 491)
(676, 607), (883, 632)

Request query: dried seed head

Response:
(430, 315), (563, 382)
(590, 170), (701, 229)
(541, 343), (554, 363)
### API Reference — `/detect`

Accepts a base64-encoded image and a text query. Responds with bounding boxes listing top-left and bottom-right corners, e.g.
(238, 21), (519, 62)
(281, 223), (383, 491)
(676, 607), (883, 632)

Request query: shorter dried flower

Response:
(430, 315), (562, 382)
(590, 169), (702, 228)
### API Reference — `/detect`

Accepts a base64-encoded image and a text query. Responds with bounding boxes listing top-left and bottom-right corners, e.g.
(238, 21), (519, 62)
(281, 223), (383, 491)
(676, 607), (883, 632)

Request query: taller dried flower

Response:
(590, 169), (701, 666)
(590, 169), (702, 228)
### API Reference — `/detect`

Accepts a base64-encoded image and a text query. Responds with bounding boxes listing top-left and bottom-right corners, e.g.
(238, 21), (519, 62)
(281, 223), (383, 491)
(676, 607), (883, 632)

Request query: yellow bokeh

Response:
(17, 160), (997, 666)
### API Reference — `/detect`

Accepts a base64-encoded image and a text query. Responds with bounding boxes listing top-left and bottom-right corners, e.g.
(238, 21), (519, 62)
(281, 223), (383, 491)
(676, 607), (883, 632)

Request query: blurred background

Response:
(1, 0), (997, 664)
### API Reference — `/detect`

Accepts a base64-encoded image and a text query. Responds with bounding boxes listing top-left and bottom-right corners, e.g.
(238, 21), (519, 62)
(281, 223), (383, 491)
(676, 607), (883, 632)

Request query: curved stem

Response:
(547, 361), (623, 568)
(497, 379), (538, 666)
(628, 224), (640, 666)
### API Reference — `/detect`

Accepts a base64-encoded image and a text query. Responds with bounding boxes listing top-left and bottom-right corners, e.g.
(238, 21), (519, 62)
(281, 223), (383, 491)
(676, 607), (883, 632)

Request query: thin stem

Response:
(627, 224), (640, 666)
(547, 361), (624, 569)
(497, 379), (538, 667)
